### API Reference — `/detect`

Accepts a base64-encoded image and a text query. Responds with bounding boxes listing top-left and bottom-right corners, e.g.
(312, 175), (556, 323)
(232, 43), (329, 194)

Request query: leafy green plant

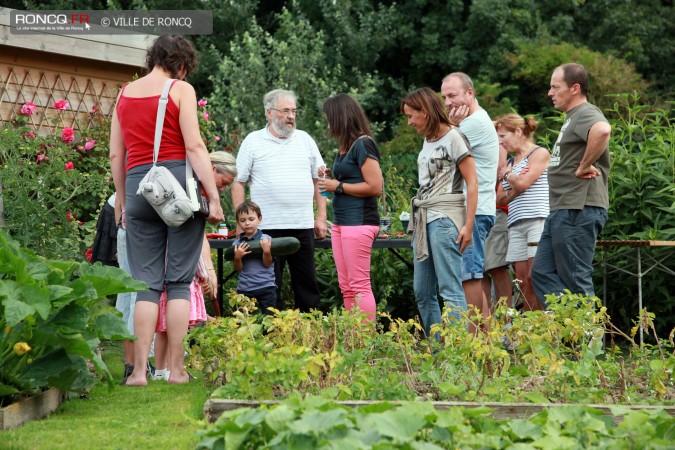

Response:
(189, 291), (674, 406)
(197, 396), (675, 449)
(598, 95), (674, 338)
(0, 230), (145, 406)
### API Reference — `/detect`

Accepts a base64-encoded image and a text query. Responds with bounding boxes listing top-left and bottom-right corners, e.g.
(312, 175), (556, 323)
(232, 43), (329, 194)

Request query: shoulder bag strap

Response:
(153, 78), (174, 165)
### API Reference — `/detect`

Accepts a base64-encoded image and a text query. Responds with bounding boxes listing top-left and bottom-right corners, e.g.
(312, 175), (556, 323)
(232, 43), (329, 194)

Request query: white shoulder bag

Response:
(136, 79), (203, 227)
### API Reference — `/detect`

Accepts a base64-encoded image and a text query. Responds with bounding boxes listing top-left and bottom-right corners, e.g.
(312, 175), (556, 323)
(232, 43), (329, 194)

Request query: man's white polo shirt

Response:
(235, 125), (324, 229)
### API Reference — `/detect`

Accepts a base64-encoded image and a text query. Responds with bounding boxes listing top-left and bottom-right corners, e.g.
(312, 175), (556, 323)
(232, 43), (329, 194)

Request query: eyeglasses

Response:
(270, 108), (298, 116)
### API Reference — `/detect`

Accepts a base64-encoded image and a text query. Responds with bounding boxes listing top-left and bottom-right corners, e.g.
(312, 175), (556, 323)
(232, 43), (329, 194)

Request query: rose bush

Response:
(0, 112), (113, 260)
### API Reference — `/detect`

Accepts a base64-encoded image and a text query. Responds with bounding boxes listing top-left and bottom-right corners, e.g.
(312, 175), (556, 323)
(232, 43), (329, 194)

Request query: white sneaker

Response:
(151, 369), (170, 381)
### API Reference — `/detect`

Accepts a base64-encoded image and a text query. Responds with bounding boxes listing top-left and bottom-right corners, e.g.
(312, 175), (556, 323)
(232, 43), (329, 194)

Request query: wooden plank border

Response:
(0, 388), (66, 430)
(204, 399), (675, 425)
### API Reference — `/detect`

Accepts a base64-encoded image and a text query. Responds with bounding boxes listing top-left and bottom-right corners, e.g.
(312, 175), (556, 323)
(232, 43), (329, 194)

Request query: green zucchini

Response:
(224, 236), (301, 261)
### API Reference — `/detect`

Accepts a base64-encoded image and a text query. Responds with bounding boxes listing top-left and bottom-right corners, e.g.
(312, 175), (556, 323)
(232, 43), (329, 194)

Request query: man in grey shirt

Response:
(531, 63), (611, 305)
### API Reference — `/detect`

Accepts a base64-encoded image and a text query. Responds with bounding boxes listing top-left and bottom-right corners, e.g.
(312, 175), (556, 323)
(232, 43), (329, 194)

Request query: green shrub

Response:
(505, 40), (648, 114)
(0, 230), (145, 406)
(0, 121), (112, 260)
(597, 94), (674, 337)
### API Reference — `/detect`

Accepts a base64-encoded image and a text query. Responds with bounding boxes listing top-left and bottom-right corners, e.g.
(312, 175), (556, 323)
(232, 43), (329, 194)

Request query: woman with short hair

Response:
(110, 34), (224, 385)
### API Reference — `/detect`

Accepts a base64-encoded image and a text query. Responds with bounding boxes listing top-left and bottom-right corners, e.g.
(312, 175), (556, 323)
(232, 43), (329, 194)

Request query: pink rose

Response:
(36, 153), (46, 163)
(84, 139), (96, 151)
(202, 111), (209, 120)
(54, 100), (69, 110)
(198, 99), (208, 107)
(64, 161), (75, 171)
(21, 101), (37, 116)
(214, 135), (221, 142)
(25, 130), (36, 139)
(61, 127), (75, 144)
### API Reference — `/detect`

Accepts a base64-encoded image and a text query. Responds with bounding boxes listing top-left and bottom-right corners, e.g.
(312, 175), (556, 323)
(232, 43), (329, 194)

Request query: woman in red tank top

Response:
(110, 35), (224, 386)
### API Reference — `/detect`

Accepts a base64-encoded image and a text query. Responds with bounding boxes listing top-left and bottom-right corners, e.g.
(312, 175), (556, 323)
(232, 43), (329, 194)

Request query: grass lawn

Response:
(3, 342), (211, 450)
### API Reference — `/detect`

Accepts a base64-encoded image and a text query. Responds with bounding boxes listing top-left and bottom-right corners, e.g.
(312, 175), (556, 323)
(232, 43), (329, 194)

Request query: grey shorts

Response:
(507, 217), (546, 263)
(125, 161), (206, 303)
(484, 209), (509, 271)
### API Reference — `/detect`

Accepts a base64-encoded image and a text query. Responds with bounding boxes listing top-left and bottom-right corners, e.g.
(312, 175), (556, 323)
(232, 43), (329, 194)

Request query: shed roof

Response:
(0, 7), (155, 68)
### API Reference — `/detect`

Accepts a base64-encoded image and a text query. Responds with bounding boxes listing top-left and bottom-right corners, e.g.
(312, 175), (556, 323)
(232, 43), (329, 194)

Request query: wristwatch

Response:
(335, 182), (344, 194)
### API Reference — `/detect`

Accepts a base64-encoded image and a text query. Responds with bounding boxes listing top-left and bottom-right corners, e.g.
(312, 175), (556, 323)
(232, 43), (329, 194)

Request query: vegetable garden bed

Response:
(188, 292), (674, 406)
(203, 398), (675, 424)
(0, 388), (66, 430)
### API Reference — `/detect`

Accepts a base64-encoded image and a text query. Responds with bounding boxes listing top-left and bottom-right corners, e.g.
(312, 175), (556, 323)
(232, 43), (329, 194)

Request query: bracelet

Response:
(502, 172), (511, 182)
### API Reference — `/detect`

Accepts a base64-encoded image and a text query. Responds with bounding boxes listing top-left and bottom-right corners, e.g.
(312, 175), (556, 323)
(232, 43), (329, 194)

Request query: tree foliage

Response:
(505, 41), (648, 115)
(207, 8), (380, 155)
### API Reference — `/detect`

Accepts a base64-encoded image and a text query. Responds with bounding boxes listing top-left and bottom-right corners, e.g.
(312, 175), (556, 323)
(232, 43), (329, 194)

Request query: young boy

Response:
(232, 201), (277, 314)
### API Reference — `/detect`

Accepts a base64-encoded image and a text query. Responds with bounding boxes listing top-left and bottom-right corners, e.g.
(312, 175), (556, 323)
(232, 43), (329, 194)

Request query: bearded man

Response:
(232, 89), (327, 312)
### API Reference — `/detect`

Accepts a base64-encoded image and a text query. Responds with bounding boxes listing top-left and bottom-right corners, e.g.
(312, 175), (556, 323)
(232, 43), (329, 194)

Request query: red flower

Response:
(36, 153), (46, 163)
(66, 211), (76, 221)
(85, 247), (93, 262)
(84, 139), (96, 151)
(64, 161), (75, 171)
(25, 130), (36, 139)
(202, 111), (209, 121)
(198, 99), (208, 107)
(54, 100), (69, 110)
(61, 127), (75, 144)
(21, 101), (37, 116)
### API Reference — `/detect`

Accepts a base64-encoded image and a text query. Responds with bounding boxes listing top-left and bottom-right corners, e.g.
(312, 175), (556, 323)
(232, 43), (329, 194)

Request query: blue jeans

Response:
(531, 207), (608, 307)
(413, 217), (468, 338)
(462, 214), (496, 281)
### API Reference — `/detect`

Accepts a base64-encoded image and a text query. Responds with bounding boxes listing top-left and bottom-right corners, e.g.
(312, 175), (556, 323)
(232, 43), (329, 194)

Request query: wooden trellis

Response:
(0, 7), (153, 136)
(0, 65), (122, 135)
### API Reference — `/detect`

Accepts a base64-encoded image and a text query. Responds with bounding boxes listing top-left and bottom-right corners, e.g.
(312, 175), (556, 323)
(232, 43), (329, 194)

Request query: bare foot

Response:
(167, 371), (190, 384)
(124, 374), (148, 386)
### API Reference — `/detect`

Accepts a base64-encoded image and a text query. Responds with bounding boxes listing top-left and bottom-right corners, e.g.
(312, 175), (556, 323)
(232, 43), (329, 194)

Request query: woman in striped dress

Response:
(494, 114), (550, 311)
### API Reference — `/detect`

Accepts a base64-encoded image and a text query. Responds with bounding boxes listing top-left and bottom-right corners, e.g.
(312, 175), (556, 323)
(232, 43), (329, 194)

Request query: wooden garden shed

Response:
(0, 7), (155, 135)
